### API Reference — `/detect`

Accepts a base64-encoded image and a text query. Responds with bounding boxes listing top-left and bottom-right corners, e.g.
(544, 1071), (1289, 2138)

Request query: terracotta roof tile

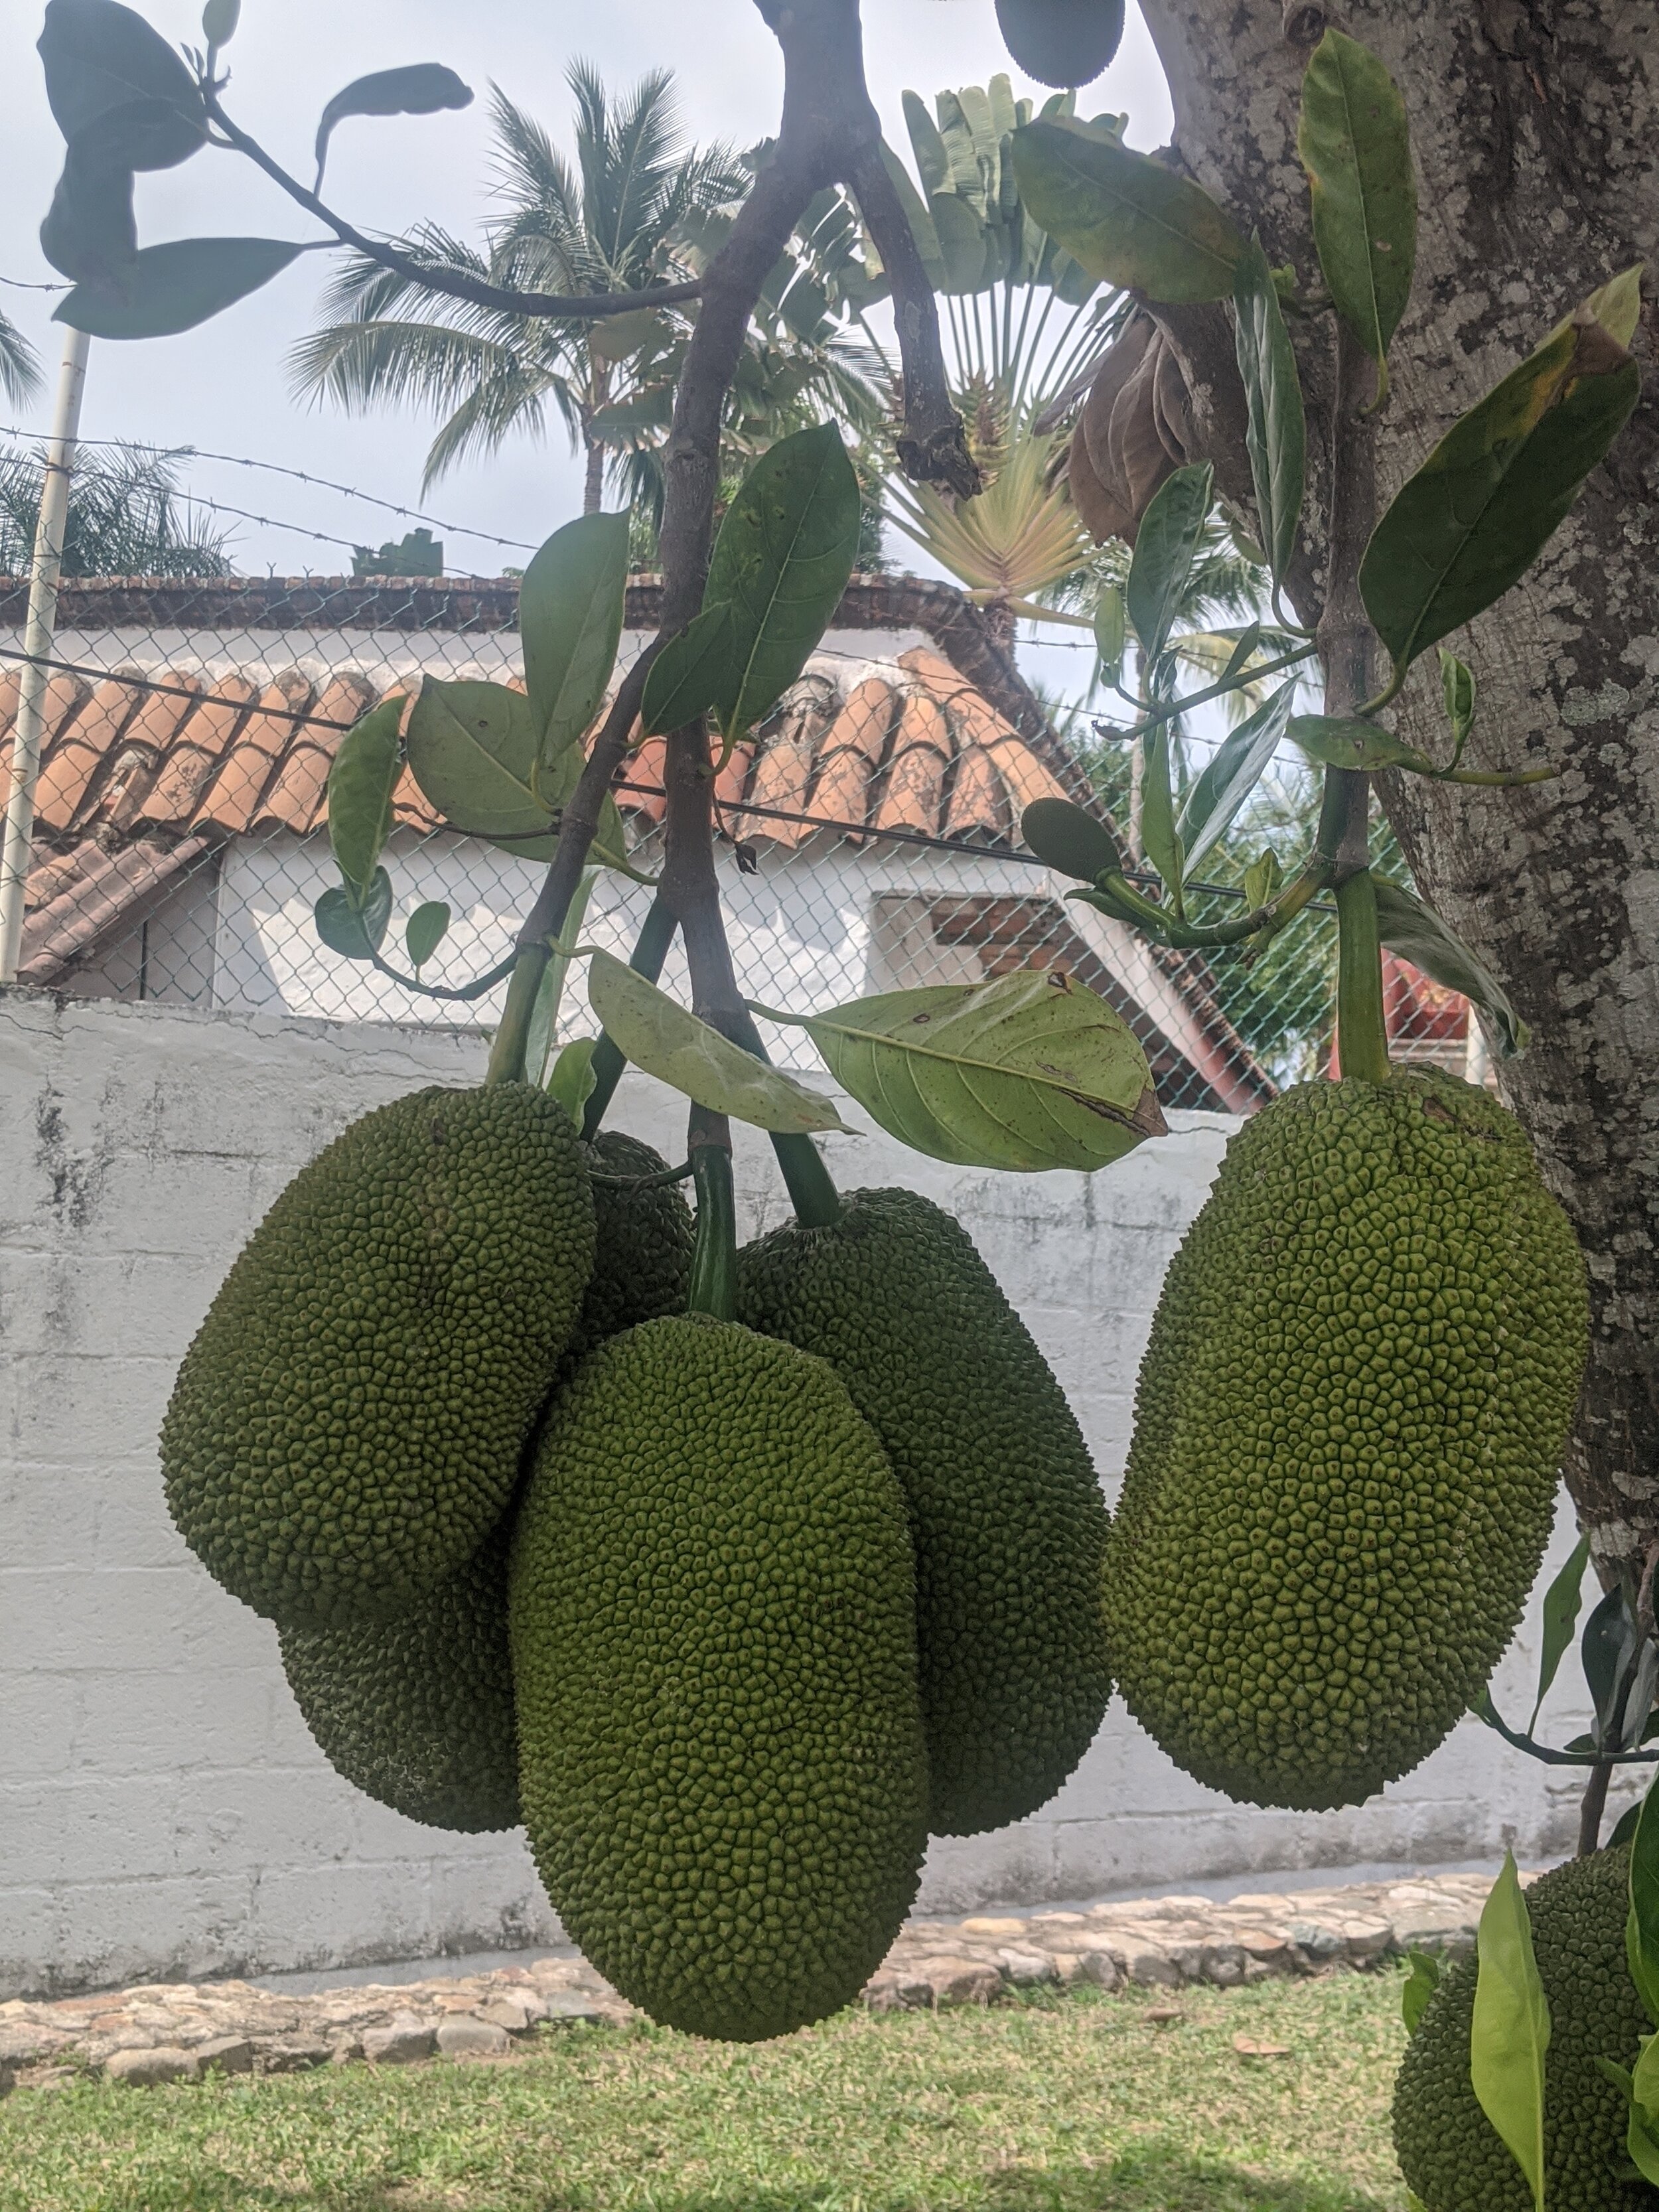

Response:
(33, 677), (143, 832)
(196, 675), (313, 834)
(808, 678), (896, 842)
(746, 680), (839, 848)
(1, 670), (90, 811)
(265, 674), (375, 832)
(943, 743), (1011, 843)
(135, 676), (258, 830)
(95, 676), (204, 833)
(873, 692), (952, 838)
(618, 735), (668, 826)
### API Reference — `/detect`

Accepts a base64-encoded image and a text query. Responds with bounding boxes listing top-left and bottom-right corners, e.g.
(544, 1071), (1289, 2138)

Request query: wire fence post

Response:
(0, 323), (90, 984)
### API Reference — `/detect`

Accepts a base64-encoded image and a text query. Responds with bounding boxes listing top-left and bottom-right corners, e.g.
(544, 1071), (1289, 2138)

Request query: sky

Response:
(0, 1), (1173, 693)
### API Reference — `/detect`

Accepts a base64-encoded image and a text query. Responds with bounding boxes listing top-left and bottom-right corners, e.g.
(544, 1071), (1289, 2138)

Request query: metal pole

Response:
(0, 324), (91, 985)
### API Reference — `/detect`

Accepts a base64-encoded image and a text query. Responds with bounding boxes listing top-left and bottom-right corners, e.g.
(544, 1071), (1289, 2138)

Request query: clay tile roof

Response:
(135, 675), (257, 831)
(196, 674), (313, 835)
(873, 690), (953, 839)
(808, 677), (897, 843)
(1, 670), (90, 814)
(262, 674), (376, 833)
(34, 676), (143, 832)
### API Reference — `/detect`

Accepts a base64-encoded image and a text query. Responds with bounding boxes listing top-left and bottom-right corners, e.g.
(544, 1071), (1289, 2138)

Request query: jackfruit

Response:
(1393, 1846), (1648, 2211)
(738, 1188), (1110, 1836)
(510, 1313), (928, 2041)
(563, 1129), (693, 1372)
(279, 1523), (519, 1832)
(163, 1084), (595, 1629)
(1103, 1070), (1588, 1810)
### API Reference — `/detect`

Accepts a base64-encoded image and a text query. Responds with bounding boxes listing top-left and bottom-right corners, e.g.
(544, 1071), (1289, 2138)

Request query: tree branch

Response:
(202, 90), (702, 323)
(846, 144), (981, 496)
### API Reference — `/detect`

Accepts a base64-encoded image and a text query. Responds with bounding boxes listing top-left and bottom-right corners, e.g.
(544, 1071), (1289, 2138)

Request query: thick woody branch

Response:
(204, 92), (701, 323)
(847, 146), (981, 496)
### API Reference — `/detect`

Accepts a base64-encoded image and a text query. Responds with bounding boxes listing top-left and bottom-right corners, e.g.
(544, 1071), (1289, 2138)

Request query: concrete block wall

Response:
(0, 988), (1617, 1998)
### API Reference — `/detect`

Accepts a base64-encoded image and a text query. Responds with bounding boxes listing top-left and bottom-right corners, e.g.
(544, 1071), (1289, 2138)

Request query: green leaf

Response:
(586, 307), (668, 367)
(325, 695), (403, 899)
(547, 1037), (599, 1122)
(1021, 796), (1119, 883)
(523, 868), (600, 1085)
(1297, 29), (1417, 384)
(1611, 1805), (1644, 1851)
(1371, 878), (1529, 1059)
(639, 605), (735, 739)
(1440, 647), (1477, 752)
(40, 147), (136, 288)
(1094, 583), (1126, 680)
(1471, 1852), (1550, 2212)
(405, 678), (548, 838)
(1233, 232), (1306, 585)
(587, 952), (851, 1135)
(520, 513), (628, 763)
(202, 0), (240, 48)
(1176, 680), (1297, 880)
(1527, 1534), (1591, 1733)
(1139, 725), (1182, 897)
(1126, 463), (1213, 666)
(1402, 1949), (1441, 2037)
(1629, 2104), (1659, 2191)
(56, 237), (307, 339)
(39, 0), (205, 160)
(1287, 714), (1429, 772)
(1583, 1584), (1632, 1747)
(1628, 1776), (1659, 2026)
(701, 424), (861, 743)
(1010, 119), (1245, 303)
(313, 868), (391, 962)
(755, 967), (1165, 1174)
(404, 900), (451, 972)
(314, 64), (473, 188)
(1360, 277), (1642, 676)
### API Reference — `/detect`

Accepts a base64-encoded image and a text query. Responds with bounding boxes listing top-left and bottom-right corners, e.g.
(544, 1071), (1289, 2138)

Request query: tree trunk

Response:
(583, 439), (605, 515)
(1135, 0), (1659, 1576)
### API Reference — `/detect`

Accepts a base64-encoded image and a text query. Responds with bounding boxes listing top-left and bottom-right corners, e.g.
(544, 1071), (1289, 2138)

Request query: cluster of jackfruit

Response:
(163, 1098), (1108, 2041)
(1393, 1846), (1650, 2211)
(1102, 1069), (1589, 1811)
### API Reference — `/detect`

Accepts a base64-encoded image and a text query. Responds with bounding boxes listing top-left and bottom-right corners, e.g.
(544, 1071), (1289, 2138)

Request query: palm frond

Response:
(288, 319), (566, 416)
(0, 311), (42, 407)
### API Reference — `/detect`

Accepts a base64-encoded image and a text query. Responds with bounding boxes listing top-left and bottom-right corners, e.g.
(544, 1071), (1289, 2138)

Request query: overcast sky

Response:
(2, 0), (1171, 688)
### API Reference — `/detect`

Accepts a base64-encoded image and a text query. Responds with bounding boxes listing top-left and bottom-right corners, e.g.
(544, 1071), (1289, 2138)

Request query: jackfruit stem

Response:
(687, 1110), (738, 1322)
(583, 897), (681, 1140)
(1335, 869), (1391, 1083)
(771, 1134), (843, 1230)
(485, 944), (550, 1087)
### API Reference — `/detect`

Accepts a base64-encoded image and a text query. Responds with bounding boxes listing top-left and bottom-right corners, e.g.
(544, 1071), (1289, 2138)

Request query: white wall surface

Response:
(0, 988), (1621, 1998)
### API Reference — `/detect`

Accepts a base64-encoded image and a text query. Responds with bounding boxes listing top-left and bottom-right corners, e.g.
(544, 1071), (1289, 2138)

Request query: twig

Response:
(202, 89), (701, 324)
(1579, 1759), (1615, 1856)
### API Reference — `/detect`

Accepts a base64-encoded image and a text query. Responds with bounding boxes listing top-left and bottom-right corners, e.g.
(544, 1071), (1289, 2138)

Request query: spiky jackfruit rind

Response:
(279, 1523), (519, 1832)
(561, 1130), (693, 1375)
(1393, 1847), (1649, 2212)
(510, 1314), (928, 2043)
(163, 1084), (595, 1629)
(1104, 1070), (1589, 1810)
(737, 1187), (1111, 1836)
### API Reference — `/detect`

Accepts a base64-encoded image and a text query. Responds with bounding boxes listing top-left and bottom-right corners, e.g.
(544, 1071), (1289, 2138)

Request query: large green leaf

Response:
(38, 0), (205, 163)
(1287, 715), (1428, 772)
(1297, 29), (1417, 382)
(405, 678), (547, 838)
(313, 64), (472, 188)
(587, 952), (851, 1135)
(1021, 796), (1119, 883)
(40, 146), (137, 287)
(519, 512), (628, 763)
(1470, 1853), (1550, 2212)
(1176, 679), (1297, 879)
(701, 423), (861, 743)
(1138, 725), (1182, 897)
(1126, 463), (1212, 666)
(1527, 1534), (1590, 1733)
(755, 968), (1164, 1173)
(1628, 1775), (1659, 2028)
(1010, 119), (1244, 303)
(325, 695), (403, 900)
(1233, 233), (1306, 585)
(1360, 273), (1642, 675)
(639, 605), (734, 739)
(56, 237), (307, 339)
(1372, 878), (1528, 1058)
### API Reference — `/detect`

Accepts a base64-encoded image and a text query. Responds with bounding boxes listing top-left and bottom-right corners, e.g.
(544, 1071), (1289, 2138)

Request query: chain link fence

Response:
(0, 567), (1488, 1118)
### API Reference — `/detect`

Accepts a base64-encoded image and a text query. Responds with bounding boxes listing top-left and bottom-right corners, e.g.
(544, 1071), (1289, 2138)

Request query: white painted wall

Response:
(0, 988), (1619, 2000)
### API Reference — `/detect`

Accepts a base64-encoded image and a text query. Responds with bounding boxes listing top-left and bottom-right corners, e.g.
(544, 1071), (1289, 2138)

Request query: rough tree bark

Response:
(1136, 0), (1659, 1578)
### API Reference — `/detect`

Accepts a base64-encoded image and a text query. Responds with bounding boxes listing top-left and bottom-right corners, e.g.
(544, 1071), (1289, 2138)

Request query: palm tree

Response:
(289, 68), (745, 512)
(0, 309), (42, 408)
(0, 445), (233, 577)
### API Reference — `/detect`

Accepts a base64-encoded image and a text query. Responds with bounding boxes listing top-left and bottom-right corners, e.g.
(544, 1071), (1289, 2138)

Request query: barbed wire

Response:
(0, 277), (68, 293)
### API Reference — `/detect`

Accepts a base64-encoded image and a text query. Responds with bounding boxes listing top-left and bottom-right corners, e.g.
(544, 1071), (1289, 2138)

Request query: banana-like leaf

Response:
(1360, 271), (1642, 675)
(1126, 463), (1213, 666)
(1021, 796), (1119, 883)
(1234, 233), (1306, 585)
(56, 237), (307, 339)
(1010, 119), (1244, 303)
(325, 694), (403, 899)
(314, 64), (472, 189)
(1177, 680), (1297, 879)
(1297, 29), (1416, 385)
(756, 967), (1165, 1173)
(1470, 1853), (1550, 2212)
(1287, 715), (1428, 772)
(588, 952), (850, 1134)
(404, 900), (451, 972)
(701, 423), (861, 743)
(1628, 1777), (1659, 2028)
(1371, 878), (1528, 1057)
(1527, 1534), (1590, 1733)
(639, 605), (734, 739)
(405, 678), (547, 838)
(313, 867), (391, 962)
(519, 513), (628, 763)
(1402, 1950), (1441, 2037)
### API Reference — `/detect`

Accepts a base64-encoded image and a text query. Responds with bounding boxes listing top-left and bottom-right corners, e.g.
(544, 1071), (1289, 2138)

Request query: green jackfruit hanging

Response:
(562, 1128), (693, 1375)
(510, 1313), (928, 2042)
(739, 1188), (1111, 1836)
(163, 1084), (594, 1629)
(1103, 1070), (1588, 1810)
(1393, 1846), (1648, 2211)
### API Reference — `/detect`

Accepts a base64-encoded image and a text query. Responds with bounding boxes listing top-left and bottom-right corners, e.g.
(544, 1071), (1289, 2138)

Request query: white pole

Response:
(0, 325), (91, 985)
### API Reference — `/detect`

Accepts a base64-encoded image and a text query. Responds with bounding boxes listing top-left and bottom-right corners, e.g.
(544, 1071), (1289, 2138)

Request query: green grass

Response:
(0, 1972), (1411, 2212)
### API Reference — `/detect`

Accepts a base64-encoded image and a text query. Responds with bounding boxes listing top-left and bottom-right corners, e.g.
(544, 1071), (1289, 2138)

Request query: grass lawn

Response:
(0, 1972), (1410, 2212)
